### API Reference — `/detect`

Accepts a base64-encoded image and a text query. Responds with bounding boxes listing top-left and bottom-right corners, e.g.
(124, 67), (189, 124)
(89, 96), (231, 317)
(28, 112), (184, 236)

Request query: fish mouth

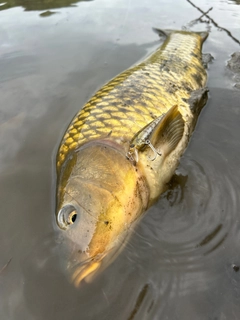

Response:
(70, 239), (127, 287)
(71, 259), (102, 287)
(70, 248), (116, 287)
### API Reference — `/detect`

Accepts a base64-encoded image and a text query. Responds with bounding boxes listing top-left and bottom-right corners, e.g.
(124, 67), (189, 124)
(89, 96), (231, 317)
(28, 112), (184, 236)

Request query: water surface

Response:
(0, 0), (240, 319)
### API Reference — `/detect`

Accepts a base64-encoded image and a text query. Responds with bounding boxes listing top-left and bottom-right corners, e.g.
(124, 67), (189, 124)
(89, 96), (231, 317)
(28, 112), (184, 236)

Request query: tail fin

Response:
(152, 27), (208, 43)
(194, 31), (209, 42)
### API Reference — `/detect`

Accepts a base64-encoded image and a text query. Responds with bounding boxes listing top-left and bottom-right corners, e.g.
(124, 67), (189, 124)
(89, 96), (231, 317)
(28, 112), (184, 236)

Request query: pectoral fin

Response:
(150, 105), (185, 157)
(127, 105), (185, 164)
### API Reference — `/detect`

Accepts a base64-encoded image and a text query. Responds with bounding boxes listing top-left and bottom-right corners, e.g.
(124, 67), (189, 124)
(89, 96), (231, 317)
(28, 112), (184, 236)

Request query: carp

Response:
(55, 28), (209, 286)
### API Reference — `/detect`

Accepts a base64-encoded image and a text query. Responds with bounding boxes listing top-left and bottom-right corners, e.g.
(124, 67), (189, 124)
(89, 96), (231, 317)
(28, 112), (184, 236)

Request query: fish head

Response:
(56, 142), (149, 287)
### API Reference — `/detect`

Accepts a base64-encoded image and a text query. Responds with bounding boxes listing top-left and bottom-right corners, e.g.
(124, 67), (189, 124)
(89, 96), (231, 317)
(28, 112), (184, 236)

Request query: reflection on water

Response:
(39, 10), (57, 17)
(1, 0), (240, 319)
(0, 52), (37, 84)
(127, 284), (149, 320)
(0, 0), (91, 11)
(228, 0), (240, 4)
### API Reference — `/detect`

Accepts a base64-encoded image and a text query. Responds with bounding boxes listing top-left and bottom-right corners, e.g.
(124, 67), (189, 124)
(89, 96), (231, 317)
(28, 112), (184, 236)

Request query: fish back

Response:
(57, 31), (207, 169)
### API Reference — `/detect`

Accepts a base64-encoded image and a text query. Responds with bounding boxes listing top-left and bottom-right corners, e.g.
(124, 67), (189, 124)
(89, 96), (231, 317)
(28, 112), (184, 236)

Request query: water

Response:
(0, 0), (240, 319)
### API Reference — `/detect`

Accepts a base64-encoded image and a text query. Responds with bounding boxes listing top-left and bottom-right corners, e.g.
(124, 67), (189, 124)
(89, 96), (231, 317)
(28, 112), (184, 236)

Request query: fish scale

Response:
(57, 31), (207, 170)
(56, 29), (209, 286)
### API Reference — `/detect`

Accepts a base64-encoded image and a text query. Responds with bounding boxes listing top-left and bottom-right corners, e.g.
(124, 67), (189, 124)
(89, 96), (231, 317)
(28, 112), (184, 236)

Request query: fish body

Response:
(56, 29), (208, 286)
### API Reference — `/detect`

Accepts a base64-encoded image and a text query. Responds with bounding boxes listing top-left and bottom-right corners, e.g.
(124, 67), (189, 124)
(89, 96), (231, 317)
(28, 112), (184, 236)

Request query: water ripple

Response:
(126, 151), (240, 307)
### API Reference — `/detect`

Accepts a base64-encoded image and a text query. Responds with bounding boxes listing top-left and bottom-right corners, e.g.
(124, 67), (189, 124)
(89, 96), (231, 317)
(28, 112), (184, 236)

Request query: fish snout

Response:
(71, 259), (102, 287)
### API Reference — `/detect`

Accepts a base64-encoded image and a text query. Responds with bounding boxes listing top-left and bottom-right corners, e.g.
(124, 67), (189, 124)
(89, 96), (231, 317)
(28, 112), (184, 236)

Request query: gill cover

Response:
(56, 142), (149, 283)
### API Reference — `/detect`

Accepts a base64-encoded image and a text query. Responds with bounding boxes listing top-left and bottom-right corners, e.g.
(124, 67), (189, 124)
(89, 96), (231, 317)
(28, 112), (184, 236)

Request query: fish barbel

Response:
(56, 28), (209, 286)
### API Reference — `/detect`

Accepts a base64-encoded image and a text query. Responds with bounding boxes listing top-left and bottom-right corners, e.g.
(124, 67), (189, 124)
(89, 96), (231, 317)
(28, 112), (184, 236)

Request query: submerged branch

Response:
(187, 7), (213, 27)
(186, 0), (240, 45)
(0, 258), (12, 275)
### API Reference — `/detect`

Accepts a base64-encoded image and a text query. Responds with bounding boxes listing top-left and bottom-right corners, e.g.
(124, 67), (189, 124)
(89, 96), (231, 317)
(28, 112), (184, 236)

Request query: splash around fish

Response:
(55, 28), (209, 287)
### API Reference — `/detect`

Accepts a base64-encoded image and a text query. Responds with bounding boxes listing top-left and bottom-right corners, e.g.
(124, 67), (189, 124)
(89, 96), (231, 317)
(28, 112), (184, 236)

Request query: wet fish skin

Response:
(56, 29), (208, 286)
(57, 30), (208, 170)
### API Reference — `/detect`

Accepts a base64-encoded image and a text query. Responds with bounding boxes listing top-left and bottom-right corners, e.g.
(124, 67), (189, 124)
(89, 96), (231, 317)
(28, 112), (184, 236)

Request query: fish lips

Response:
(67, 241), (123, 287)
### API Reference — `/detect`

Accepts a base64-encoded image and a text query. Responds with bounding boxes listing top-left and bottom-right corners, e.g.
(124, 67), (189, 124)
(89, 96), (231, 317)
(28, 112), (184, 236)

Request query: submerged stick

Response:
(187, 7), (213, 27)
(186, 0), (240, 45)
(0, 258), (12, 275)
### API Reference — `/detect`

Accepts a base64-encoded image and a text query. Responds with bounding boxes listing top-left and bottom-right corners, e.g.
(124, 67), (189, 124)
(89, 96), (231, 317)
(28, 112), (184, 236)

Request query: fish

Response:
(55, 28), (209, 287)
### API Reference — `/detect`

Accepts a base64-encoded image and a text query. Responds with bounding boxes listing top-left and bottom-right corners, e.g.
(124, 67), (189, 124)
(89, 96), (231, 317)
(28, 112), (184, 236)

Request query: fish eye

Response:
(57, 204), (78, 229)
(68, 210), (77, 224)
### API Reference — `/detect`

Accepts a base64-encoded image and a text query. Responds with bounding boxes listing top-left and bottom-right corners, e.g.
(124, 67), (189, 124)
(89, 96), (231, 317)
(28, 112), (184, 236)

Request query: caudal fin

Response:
(152, 27), (208, 43)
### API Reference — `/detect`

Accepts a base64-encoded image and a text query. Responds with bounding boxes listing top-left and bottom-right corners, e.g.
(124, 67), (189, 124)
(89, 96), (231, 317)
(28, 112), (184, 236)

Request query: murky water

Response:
(0, 0), (240, 319)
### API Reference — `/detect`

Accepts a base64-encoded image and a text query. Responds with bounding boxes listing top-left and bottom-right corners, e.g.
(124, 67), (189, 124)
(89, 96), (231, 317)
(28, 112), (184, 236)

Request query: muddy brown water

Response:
(0, 0), (240, 319)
